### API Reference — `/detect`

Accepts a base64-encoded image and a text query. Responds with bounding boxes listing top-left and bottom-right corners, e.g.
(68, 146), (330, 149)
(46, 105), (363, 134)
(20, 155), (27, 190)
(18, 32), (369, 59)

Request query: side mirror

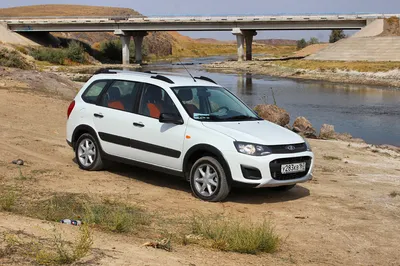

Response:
(159, 113), (184, 125)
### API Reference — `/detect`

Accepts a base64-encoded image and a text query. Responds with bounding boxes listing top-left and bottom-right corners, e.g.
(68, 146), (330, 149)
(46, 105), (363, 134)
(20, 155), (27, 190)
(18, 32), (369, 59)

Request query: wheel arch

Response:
(183, 144), (232, 184)
(72, 125), (101, 151)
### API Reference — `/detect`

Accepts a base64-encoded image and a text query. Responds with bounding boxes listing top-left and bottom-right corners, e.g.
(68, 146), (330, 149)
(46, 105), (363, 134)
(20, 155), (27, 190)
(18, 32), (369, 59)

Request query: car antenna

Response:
(176, 57), (196, 82)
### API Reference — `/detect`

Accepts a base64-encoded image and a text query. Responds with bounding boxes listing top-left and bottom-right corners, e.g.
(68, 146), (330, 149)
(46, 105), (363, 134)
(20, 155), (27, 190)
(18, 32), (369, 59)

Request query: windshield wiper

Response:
(195, 114), (221, 121)
(223, 115), (262, 121)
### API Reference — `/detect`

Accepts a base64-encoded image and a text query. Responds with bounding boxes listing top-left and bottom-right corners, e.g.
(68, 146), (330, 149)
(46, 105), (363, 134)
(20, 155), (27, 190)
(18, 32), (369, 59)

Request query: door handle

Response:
(94, 113), (104, 118)
(133, 122), (145, 128)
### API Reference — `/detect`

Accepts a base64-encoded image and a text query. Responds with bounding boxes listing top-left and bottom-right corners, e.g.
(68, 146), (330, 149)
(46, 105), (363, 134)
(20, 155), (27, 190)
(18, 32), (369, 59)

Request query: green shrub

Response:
(30, 47), (66, 65)
(65, 41), (85, 63)
(191, 215), (280, 254)
(30, 41), (87, 65)
(296, 39), (307, 50)
(99, 39), (123, 62)
(0, 48), (31, 69)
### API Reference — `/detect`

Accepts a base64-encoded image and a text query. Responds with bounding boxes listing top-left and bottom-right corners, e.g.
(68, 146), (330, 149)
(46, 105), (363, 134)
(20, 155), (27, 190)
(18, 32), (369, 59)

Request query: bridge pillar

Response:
(114, 30), (131, 65)
(132, 32), (148, 64)
(244, 30), (257, 61)
(232, 28), (245, 61)
(121, 35), (131, 65)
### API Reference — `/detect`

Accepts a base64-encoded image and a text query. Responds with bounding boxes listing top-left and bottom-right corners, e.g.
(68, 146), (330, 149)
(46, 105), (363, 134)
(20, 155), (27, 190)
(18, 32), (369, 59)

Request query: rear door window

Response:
(99, 80), (140, 112)
(82, 80), (109, 104)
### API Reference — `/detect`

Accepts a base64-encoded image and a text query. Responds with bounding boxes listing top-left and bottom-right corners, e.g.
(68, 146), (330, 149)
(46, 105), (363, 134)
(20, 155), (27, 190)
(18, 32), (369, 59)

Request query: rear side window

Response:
(82, 80), (109, 104)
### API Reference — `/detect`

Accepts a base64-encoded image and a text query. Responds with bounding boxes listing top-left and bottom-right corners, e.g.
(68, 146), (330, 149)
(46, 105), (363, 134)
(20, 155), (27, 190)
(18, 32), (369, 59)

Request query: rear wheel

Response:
(75, 133), (103, 171)
(269, 184), (296, 191)
(189, 156), (230, 202)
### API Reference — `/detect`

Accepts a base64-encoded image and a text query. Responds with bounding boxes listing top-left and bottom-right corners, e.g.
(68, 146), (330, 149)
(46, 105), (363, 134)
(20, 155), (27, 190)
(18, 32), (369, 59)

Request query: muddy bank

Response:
(203, 61), (400, 88)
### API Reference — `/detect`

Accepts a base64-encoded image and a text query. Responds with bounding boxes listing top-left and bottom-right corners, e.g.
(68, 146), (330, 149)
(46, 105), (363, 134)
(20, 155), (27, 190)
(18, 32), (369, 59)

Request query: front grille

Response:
(269, 156), (312, 180)
(268, 143), (307, 154)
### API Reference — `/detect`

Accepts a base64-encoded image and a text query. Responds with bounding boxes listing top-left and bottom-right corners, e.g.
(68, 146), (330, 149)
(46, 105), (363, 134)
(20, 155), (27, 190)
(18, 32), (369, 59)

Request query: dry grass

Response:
(323, 155), (341, 161)
(150, 37), (296, 60)
(190, 215), (280, 254)
(8, 192), (150, 234)
(273, 60), (400, 73)
(1, 224), (93, 265)
(0, 187), (17, 212)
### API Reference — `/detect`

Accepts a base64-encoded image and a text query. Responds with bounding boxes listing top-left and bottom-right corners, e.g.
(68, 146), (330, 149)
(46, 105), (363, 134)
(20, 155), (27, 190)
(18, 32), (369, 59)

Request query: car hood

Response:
(202, 120), (304, 145)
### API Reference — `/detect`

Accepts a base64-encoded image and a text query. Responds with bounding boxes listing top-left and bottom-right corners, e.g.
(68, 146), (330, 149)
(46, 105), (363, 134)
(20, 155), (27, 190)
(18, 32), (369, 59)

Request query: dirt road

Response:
(0, 84), (399, 265)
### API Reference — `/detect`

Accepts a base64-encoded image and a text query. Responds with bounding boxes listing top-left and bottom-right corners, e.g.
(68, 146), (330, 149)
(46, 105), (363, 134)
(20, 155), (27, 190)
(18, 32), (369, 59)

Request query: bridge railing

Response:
(0, 13), (399, 21)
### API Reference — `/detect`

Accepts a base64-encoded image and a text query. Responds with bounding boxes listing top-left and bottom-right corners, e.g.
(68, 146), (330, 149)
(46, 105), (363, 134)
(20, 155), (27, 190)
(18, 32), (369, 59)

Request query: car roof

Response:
(92, 69), (220, 88)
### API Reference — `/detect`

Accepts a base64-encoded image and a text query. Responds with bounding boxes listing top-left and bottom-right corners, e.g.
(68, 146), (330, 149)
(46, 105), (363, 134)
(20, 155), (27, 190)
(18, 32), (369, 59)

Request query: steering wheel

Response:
(215, 106), (229, 113)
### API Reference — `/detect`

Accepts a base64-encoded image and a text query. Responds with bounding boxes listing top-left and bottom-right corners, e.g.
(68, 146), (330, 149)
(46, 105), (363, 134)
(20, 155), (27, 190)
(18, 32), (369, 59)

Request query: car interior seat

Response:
(107, 86), (125, 111)
(178, 89), (199, 116)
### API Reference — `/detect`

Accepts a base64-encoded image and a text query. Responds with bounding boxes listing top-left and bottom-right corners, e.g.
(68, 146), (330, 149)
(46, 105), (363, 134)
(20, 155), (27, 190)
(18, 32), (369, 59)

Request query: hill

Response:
(0, 4), (141, 17)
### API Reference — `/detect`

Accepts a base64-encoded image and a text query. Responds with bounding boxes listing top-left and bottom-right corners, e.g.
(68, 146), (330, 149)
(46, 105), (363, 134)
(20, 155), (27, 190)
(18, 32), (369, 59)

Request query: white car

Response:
(66, 69), (314, 202)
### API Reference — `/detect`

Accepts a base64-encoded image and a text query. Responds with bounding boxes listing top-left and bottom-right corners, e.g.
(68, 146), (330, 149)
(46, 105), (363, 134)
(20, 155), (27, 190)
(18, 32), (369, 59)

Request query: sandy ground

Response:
(204, 61), (400, 88)
(0, 81), (400, 265)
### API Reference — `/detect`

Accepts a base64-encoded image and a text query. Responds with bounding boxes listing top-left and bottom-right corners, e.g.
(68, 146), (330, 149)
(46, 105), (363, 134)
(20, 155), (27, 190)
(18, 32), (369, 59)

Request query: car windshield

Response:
(172, 86), (262, 122)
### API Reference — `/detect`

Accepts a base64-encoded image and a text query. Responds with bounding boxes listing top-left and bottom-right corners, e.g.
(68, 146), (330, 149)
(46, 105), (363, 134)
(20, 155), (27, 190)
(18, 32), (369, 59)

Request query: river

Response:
(141, 56), (400, 146)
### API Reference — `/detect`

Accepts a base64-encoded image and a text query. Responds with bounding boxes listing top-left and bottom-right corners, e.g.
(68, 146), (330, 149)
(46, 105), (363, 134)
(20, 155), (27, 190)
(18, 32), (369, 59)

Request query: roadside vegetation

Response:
(29, 41), (88, 65)
(95, 39), (149, 63)
(329, 30), (347, 43)
(0, 47), (32, 70)
(296, 37), (319, 49)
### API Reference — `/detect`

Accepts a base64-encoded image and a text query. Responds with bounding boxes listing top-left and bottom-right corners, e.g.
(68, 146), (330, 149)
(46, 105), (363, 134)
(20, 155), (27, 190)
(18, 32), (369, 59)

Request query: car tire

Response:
(189, 156), (231, 202)
(75, 133), (103, 171)
(269, 184), (296, 191)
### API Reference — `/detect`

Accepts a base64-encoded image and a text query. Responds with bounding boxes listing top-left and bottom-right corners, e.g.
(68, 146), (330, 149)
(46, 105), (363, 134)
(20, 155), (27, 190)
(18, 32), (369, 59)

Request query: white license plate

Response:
(281, 162), (306, 174)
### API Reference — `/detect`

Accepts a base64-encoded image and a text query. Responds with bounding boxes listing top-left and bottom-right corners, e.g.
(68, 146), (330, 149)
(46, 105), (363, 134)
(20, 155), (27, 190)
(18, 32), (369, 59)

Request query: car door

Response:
(130, 83), (186, 170)
(91, 80), (142, 160)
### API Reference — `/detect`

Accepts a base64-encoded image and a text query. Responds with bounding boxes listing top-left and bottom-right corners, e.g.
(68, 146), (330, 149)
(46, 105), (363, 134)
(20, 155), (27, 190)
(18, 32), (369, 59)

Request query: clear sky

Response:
(1, 0), (399, 41)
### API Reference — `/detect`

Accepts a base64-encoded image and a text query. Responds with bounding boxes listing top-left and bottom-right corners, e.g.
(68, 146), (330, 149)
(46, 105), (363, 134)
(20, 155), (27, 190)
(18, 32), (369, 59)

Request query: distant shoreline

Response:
(203, 60), (400, 88)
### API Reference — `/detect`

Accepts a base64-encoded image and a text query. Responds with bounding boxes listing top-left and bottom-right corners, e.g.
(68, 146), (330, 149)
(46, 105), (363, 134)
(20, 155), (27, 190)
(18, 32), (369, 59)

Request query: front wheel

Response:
(189, 156), (231, 202)
(75, 133), (104, 171)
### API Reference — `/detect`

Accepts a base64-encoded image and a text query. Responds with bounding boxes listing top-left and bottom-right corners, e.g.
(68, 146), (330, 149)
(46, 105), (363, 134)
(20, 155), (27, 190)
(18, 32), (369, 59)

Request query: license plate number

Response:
(281, 162), (306, 174)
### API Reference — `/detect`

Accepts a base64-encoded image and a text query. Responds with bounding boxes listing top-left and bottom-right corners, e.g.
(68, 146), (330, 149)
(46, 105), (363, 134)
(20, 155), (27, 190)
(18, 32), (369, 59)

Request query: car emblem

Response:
(286, 145), (296, 151)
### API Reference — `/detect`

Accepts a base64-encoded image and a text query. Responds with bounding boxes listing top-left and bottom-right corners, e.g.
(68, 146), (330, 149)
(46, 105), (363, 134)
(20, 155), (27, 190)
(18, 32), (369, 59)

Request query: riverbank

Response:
(204, 60), (400, 88)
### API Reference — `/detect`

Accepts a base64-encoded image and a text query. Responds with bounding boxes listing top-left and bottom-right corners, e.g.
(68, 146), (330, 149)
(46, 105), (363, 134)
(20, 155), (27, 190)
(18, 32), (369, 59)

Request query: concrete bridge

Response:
(1, 14), (399, 64)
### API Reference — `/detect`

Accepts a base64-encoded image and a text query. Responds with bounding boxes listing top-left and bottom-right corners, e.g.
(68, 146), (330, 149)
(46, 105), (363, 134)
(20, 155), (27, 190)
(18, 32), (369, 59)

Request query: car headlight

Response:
(234, 142), (272, 156)
(304, 138), (312, 151)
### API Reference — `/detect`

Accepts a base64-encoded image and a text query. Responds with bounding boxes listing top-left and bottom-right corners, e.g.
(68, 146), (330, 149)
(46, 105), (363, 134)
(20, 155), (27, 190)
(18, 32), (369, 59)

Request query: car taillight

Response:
(67, 100), (75, 119)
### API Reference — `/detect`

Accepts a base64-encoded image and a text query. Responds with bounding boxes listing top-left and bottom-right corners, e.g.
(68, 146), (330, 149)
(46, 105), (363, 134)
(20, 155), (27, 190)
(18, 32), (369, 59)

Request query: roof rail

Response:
(93, 68), (119, 75)
(195, 76), (217, 84)
(151, 75), (174, 84)
(144, 70), (156, 74)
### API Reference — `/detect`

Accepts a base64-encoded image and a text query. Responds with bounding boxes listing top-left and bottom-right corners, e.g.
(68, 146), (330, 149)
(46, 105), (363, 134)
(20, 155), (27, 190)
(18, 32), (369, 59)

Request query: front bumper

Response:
(223, 150), (314, 188)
